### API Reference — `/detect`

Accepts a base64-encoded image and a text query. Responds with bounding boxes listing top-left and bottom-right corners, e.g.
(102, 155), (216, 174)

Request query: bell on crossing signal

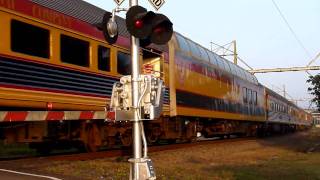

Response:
(126, 5), (173, 45)
(102, 12), (118, 44)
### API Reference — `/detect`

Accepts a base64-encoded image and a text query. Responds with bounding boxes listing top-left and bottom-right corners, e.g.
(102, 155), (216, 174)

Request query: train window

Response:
(239, 68), (247, 80)
(98, 46), (110, 72)
(234, 66), (242, 78)
(248, 89), (252, 104)
(187, 40), (202, 59)
(243, 87), (248, 103)
(228, 63), (237, 76)
(216, 56), (226, 71)
(117, 51), (131, 75)
(11, 20), (50, 58)
(253, 91), (257, 105)
(198, 46), (209, 62)
(61, 34), (89, 67)
(207, 51), (218, 66)
(176, 34), (190, 53)
(223, 60), (232, 73)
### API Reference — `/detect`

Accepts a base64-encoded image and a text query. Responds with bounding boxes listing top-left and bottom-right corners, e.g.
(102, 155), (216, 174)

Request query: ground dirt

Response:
(1, 128), (320, 180)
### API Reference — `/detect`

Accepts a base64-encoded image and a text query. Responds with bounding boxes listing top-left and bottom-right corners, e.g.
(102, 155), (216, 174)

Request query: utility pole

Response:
(233, 40), (238, 65)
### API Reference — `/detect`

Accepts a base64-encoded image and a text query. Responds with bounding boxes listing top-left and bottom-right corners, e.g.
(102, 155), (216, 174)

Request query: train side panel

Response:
(170, 33), (266, 122)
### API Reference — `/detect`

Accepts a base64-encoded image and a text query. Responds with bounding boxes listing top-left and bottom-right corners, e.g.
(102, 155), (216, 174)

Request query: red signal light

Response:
(134, 20), (144, 29)
(154, 27), (165, 34)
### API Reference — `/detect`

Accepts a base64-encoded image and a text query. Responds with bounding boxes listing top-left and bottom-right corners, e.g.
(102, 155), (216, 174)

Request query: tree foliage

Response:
(307, 75), (320, 111)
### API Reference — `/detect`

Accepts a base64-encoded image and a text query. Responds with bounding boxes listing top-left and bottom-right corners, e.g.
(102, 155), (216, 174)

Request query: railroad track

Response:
(7, 137), (254, 162)
(0, 136), (257, 163)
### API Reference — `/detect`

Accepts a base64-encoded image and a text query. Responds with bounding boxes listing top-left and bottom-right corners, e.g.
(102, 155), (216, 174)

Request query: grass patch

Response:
(211, 153), (320, 180)
(0, 141), (36, 158)
(22, 128), (320, 179)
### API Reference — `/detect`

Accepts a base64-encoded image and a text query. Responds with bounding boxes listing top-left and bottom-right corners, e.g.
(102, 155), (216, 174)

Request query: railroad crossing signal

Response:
(148, 0), (165, 10)
(125, 5), (173, 46)
(103, 2), (172, 179)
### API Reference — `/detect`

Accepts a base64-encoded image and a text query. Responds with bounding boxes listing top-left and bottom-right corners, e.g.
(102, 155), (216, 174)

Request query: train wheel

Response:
(30, 142), (51, 155)
(120, 130), (132, 147)
(186, 121), (197, 142)
(85, 123), (102, 152)
(147, 127), (161, 144)
(167, 139), (176, 144)
(147, 133), (159, 144)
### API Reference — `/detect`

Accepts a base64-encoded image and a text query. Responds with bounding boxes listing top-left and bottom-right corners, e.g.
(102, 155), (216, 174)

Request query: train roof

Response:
(30, 0), (168, 51)
(173, 32), (259, 84)
(31, 0), (128, 36)
(265, 87), (302, 109)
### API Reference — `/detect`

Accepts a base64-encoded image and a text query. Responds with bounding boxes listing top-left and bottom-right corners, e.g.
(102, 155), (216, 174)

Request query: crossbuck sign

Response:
(148, 0), (165, 10)
(114, 0), (125, 6)
(114, 0), (165, 10)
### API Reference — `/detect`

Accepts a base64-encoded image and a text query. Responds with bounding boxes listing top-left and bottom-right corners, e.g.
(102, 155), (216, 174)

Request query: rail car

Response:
(0, 0), (312, 152)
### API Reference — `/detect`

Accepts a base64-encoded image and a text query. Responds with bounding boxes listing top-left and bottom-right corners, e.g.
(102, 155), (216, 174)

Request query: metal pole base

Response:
(129, 158), (156, 180)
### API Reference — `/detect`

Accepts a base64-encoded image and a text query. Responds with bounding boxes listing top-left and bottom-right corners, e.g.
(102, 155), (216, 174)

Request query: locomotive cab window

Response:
(117, 51), (131, 75)
(61, 34), (89, 67)
(98, 46), (110, 72)
(11, 20), (50, 58)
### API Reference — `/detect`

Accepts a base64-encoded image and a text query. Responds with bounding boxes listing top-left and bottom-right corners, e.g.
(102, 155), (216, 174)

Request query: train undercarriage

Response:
(0, 116), (306, 153)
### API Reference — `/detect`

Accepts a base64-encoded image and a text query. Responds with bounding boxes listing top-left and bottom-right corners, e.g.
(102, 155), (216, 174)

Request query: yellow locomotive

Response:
(0, 0), (312, 152)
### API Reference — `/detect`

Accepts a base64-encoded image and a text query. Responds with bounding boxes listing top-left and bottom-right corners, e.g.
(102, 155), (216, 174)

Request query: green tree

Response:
(307, 75), (320, 111)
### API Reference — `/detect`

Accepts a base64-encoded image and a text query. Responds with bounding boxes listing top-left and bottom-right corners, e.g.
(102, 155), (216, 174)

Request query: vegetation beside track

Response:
(37, 128), (320, 179)
(0, 141), (36, 159)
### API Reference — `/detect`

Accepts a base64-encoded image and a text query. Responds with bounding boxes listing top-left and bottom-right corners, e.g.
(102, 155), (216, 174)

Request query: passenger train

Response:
(0, 0), (312, 152)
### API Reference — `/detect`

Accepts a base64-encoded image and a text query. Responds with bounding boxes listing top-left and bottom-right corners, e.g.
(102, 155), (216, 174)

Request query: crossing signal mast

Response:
(102, 1), (173, 179)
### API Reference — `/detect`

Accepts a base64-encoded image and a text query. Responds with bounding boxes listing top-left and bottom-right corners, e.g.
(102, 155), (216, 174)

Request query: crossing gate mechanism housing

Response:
(109, 75), (164, 121)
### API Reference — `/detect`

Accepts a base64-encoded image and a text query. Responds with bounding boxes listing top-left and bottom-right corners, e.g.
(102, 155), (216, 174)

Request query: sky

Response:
(84, 0), (320, 109)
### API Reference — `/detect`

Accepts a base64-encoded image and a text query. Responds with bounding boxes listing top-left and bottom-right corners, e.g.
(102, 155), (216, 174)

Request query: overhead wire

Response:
(271, 0), (312, 59)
